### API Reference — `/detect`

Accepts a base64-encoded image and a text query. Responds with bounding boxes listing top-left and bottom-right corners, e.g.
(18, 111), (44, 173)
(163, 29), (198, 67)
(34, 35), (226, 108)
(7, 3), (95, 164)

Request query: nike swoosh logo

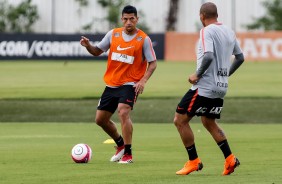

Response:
(218, 143), (224, 147)
(126, 99), (133, 103)
(117, 45), (133, 51)
(177, 106), (184, 110)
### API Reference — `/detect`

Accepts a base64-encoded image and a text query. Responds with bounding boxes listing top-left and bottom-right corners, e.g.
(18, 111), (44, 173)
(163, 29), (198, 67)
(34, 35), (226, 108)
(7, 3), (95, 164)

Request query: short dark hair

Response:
(200, 2), (218, 19)
(122, 5), (137, 16)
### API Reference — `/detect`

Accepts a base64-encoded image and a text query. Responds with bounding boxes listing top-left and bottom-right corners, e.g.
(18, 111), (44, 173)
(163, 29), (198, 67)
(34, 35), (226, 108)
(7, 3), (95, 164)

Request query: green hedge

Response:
(1, 97), (281, 123)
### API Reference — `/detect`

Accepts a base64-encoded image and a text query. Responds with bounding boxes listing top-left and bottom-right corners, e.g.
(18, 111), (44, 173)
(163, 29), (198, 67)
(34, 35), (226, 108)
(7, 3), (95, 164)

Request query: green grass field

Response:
(0, 61), (282, 183)
(1, 61), (282, 123)
(0, 61), (282, 98)
(0, 123), (281, 184)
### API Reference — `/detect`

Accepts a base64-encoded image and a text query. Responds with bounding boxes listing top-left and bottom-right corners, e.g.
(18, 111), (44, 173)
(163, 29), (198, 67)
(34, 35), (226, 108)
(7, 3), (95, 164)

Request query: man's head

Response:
(200, 2), (218, 27)
(121, 5), (139, 34)
(122, 5), (137, 16)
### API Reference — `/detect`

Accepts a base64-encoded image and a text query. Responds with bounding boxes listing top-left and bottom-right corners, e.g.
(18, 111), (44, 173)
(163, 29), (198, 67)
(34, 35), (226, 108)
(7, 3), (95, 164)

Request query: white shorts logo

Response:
(209, 107), (223, 114)
(196, 107), (207, 114)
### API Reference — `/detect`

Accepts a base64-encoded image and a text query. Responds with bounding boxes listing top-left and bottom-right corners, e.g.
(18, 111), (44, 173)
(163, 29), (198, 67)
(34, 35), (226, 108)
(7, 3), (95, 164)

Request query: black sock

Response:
(186, 144), (198, 160)
(124, 144), (132, 155)
(114, 135), (124, 147)
(217, 139), (232, 158)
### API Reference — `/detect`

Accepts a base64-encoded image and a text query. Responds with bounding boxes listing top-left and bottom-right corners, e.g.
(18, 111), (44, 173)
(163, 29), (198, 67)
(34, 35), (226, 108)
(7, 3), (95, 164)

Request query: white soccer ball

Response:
(71, 143), (92, 163)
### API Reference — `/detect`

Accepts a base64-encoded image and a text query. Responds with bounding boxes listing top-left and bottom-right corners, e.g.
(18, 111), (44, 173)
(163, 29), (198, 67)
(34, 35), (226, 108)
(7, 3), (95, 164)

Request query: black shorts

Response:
(97, 85), (138, 113)
(176, 89), (224, 119)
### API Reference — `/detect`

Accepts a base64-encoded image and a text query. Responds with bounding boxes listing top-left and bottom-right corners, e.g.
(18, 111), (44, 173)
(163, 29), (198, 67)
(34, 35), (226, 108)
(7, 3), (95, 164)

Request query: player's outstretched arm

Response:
(80, 36), (104, 56)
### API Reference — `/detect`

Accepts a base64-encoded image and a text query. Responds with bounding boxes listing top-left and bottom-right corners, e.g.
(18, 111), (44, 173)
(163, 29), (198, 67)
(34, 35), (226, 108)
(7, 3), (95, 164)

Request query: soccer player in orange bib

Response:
(80, 5), (157, 164)
(174, 2), (244, 175)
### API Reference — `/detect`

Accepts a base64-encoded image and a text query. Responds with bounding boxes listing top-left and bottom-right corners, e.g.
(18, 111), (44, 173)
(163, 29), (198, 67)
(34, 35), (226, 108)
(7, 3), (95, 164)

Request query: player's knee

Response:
(173, 116), (185, 127)
(173, 116), (178, 126)
(117, 106), (131, 120)
(95, 117), (104, 127)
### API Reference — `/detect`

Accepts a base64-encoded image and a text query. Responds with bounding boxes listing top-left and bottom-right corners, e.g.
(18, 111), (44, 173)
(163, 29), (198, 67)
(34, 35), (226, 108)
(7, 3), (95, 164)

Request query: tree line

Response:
(0, 0), (281, 33)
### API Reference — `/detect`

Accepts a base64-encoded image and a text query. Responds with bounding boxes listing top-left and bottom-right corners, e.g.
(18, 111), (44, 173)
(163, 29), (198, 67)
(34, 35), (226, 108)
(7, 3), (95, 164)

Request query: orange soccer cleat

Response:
(222, 154), (240, 175)
(176, 158), (203, 175)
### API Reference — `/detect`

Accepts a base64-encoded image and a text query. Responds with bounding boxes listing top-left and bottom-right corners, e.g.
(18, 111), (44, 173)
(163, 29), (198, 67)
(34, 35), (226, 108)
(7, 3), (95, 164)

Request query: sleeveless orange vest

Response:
(104, 28), (148, 86)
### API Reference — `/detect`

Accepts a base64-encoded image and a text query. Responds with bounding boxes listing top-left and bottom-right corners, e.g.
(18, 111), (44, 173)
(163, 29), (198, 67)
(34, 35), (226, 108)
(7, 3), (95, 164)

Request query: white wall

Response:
(7, 0), (268, 33)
